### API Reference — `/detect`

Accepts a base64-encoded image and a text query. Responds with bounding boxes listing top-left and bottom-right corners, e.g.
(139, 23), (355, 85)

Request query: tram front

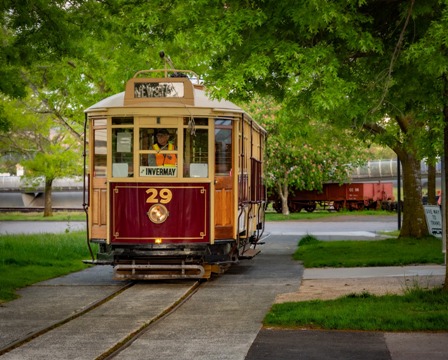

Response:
(84, 70), (265, 280)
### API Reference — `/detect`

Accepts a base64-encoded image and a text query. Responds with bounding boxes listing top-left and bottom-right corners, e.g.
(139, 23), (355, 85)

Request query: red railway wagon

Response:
(83, 66), (266, 280)
(272, 182), (394, 213)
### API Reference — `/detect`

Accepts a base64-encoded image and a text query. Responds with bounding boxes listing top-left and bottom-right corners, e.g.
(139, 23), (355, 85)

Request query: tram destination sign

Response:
(134, 82), (184, 98)
(140, 166), (177, 177)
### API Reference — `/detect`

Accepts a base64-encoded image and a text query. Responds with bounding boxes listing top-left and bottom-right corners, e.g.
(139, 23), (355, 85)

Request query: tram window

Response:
(139, 128), (178, 152)
(215, 127), (232, 176)
(94, 119), (107, 126)
(184, 128), (208, 177)
(183, 117), (208, 126)
(139, 128), (178, 176)
(112, 128), (133, 177)
(112, 117), (133, 125)
(93, 129), (107, 177)
(215, 119), (232, 126)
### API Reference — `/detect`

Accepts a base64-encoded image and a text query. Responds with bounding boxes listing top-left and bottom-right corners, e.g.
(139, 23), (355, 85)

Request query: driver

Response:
(150, 128), (177, 166)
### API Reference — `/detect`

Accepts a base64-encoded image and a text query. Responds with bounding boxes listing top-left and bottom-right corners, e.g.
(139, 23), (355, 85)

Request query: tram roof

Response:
(85, 86), (244, 114)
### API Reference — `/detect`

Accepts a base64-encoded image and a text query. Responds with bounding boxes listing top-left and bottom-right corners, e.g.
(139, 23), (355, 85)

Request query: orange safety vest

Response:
(153, 143), (177, 166)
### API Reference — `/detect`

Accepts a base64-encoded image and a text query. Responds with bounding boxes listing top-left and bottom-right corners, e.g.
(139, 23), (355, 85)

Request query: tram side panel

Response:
(214, 119), (235, 240)
(247, 123), (265, 238)
(237, 119), (266, 247)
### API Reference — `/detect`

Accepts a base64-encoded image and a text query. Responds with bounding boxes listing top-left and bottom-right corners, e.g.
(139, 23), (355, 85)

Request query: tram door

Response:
(90, 122), (108, 239)
(214, 120), (234, 239)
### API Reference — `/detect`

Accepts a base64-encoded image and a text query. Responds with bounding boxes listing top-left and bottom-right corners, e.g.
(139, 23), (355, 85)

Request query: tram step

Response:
(239, 248), (261, 259)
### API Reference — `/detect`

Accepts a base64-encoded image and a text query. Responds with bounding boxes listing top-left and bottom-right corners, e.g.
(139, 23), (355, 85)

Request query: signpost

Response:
(423, 205), (442, 238)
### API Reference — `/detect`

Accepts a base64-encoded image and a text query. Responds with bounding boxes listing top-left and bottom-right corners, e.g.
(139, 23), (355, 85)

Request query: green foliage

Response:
(294, 236), (444, 268)
(0, 231), (94, 302)
(265, 288), (448, 331)
(0, 0), (446, 236)
(0, 104), (11, 133)
(244, 95), (367, 215)
(0, 97), (82, 179)
(0, 0), (87, 97)
(298, 235), (319, 246)
(139, 0), (444, 237)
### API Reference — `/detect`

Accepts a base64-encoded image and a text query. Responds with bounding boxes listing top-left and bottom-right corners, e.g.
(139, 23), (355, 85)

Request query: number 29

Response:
(146, 188), (172, 204)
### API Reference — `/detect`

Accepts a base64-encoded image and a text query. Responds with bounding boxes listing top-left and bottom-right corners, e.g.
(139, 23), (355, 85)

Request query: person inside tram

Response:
(149, 128), (177, 166)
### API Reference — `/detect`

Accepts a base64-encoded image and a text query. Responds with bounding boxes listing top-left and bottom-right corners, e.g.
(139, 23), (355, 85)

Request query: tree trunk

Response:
(44, 178), (53, 217)
(398, 154), (428, 238)
(427, 163), (436, 205)
(276, 180), (290, 216)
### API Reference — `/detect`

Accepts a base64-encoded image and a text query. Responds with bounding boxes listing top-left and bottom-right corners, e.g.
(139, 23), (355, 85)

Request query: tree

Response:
(131, 0), (446, 239)
(0, 0), (164, 215)
(0, 97), (82, 216)
(403, 0), (448, 289)
(0, 0), (89, 98)
(245, 96), (367, 215)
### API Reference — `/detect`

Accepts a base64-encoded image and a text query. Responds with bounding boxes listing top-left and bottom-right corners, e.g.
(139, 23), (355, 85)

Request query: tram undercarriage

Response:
(93, 240), (244, 280)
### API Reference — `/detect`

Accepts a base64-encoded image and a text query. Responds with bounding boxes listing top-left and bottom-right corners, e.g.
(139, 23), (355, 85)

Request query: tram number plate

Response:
(140, 166), (177, 177)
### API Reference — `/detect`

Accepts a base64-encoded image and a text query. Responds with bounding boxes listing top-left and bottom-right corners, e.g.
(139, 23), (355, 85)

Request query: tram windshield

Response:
(108, 117), (213, 179)
(139, 128), (178, 177)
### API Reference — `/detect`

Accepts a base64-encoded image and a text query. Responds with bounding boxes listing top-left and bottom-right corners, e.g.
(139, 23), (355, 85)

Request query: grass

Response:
(294, 235), (444, 267)
(265, 287), (448, 331)
(263, 234), (448, 331)
(265, 209), (395, 221)
(0, 231), (95, 303)
(0, 211), (86, 221)
(0, 209), (388, 222)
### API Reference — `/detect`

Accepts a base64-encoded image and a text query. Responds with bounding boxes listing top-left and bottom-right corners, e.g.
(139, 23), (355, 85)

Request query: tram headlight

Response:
(147, 204), (169, 224)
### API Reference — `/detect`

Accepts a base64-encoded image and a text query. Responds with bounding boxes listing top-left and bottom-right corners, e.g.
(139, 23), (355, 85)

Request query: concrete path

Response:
(1, 217), (446, 359)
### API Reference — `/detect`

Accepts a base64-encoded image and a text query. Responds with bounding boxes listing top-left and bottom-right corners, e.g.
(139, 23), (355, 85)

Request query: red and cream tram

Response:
(84, 67), (266, 280)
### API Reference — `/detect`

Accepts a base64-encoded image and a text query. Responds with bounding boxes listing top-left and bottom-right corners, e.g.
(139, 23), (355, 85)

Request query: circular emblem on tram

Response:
(147, 204), (169, 224)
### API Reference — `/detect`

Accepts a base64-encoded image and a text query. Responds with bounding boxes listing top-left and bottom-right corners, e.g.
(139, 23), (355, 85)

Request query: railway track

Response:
(0, 280), (201, 359)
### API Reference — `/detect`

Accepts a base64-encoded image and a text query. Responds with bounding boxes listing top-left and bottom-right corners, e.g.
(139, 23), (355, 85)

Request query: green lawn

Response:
(264, 234), (447, 331)
(265, 288), (448, 331)
(0, 211), (86, 221)
(0, 231), (95, 303)
(265, 209), (395, 221)
(294, 235), (444, 267)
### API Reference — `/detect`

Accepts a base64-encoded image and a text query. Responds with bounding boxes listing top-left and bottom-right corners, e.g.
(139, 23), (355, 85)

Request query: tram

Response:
(83, 65), (266, 280)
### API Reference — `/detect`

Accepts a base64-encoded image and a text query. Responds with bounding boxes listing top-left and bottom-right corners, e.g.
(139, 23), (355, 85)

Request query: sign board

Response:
(140, 166), (177, 177)
(134, 82), (184, 98)
(117, 132), (132, 153)
(423, 205), (442, 238)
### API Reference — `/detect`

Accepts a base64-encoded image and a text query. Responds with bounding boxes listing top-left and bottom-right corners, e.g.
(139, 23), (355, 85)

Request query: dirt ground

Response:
(275, 275), (446, 303)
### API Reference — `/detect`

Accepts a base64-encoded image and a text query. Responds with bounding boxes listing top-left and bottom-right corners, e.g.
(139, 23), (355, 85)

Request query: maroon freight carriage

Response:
(271, 182), (395, 213)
